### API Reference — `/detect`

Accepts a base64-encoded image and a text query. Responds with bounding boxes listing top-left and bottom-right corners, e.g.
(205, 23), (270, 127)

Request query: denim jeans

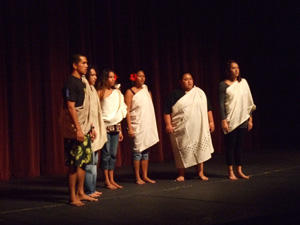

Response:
(100, 132), (119, 170)
(132, 149), (149, 161)
(84, 151), (99, 195)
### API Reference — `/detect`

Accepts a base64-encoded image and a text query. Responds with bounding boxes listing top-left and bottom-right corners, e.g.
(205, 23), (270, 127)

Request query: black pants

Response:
(224, 128), (247, 166)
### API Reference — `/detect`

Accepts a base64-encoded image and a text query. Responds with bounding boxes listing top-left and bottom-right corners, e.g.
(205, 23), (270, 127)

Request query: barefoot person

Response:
(164, 73), (215, 181)
(219, 60), (256, 180)
(97, 69), (127, 189)
(60, 54), (98, 206)
(84, 66), (107, 197)
(124, 70), (159, 184)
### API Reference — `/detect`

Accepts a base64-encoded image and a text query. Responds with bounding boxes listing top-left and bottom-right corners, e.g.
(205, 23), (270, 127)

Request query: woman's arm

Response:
(248, 116), (253, 131)
(164, 114), (174, 134)
(219, 82), (229, 133)
(97, 89), (104, 101)
(207, 110), (215, 133)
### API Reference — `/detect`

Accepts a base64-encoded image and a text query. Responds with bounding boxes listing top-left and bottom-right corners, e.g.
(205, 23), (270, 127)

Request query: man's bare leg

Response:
(77, 167), (98, 201)
(68, 166), (85, 206)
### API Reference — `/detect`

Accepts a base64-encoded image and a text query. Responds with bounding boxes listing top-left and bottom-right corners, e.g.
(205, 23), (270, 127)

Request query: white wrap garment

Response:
(224, 79), (256, 134)
(170, 86), (214, 168)
(130, 85), (159, 152)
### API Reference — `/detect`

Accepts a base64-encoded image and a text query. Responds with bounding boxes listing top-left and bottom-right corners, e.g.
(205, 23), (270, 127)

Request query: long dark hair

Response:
(86, 65), (98, 82)
(97, 69), (115, 90)
(225, 60), (241, 82)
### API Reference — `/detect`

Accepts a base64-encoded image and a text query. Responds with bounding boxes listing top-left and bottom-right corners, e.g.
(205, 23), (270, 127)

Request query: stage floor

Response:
(1, 149), (300, 225)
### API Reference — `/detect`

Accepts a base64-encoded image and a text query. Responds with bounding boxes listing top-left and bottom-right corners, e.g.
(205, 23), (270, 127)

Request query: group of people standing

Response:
(60, 54), (256, 206)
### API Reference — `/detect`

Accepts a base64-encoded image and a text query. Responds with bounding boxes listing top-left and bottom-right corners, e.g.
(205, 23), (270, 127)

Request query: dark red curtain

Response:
(1, 0), (298, 181)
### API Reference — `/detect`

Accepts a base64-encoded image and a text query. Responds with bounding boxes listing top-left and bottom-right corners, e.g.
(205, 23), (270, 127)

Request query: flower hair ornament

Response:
(114, 73), (121, 89)
(129, 73), (137, 81)
(114, 73), (119, 81)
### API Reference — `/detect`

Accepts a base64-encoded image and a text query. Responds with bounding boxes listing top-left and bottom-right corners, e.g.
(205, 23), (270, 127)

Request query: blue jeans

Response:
(100, 132), (119, 170)
(132, 149), (149, 161)
(84, 151), (99, 195)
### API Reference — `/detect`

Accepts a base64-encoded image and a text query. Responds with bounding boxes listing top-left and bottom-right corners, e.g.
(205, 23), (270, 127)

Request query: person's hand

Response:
(221, 119), (229, 133)
(209, 121), (215, 133)
(128, 128), (135, 137)
(248, 121), (253, 131)
(90, 129), (97, 142)
(119, 132), (124, 141)
(166, 124), (174, 134)
(76, 129), (85, 142)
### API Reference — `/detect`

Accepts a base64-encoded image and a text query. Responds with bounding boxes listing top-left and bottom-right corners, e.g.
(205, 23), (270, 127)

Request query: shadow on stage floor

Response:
(1, 149), (300, 225)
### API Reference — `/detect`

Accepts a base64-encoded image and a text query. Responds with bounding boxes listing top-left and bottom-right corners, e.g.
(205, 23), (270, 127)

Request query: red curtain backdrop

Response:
(0, 0), (298, 181)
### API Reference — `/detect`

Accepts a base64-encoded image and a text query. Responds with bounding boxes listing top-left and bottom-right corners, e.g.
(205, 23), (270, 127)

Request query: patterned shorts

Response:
(64, 134), (92, 168)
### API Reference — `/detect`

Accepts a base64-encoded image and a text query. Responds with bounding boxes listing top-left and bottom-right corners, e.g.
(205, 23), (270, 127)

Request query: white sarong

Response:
(170, 86), (214, 168)
(101, 89), (127, 126)
(224, 79), (256, 134)
(130, 85), (159, 152)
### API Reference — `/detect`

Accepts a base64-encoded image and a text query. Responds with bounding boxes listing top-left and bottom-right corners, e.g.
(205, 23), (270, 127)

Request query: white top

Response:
(101, 89), (127, 126)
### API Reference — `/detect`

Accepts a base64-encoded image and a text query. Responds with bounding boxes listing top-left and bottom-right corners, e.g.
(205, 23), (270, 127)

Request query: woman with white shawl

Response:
(97, 69), (127, 189)
(84, 66), (107, 197)
(164, 73), (215, 182)
(219, 60), (256, 180)
(125, 70), (159, 184)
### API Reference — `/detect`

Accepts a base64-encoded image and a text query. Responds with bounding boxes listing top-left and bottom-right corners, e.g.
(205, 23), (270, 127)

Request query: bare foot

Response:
(229, 175), (238, 180)
(199, 174), (209, 181)
(111, 181), (123, 189)
(89, 193), (100, 198)
(143, 177), (156, 184)
(237, 172), (250, 179)
(105, 182), (117, 189)
(176, 176), (185, 182)
(228, 171), (238, 180)
(136, 179), (146, 185)
(95, 191), (102, 195)
(69, 198), (85, 207)
(78, 193), (98, 202)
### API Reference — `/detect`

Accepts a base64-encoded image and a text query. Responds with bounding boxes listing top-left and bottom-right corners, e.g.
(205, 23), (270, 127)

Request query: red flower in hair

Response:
(114, 73), (119, 81)
(129, 73), (137, 81)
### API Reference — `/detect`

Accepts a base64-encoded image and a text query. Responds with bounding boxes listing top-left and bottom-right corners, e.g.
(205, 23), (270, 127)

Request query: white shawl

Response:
(130, 85), (159, 152)
(101, 89), (127, 126)
(170, 86), (214, 168)
(87, 83), (107, 151)
(224, 79), (256, 134)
